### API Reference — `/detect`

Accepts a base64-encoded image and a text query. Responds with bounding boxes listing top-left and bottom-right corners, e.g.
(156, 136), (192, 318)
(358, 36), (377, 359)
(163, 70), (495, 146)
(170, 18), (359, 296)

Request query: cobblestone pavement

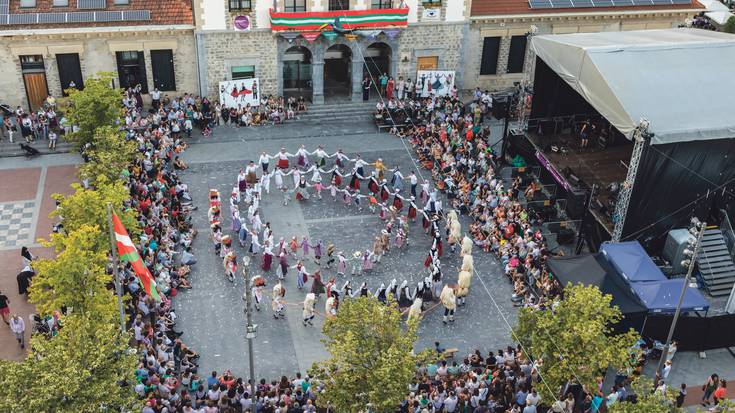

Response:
(175, 119), (517, 380)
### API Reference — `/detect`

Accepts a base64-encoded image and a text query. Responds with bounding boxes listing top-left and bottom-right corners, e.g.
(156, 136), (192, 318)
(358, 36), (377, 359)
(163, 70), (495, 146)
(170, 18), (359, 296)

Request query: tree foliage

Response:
(0, 314), (139, 413)
(30, 225), (116, 319)
(309, 297), (429, 413)
(515, 284), (640, 402)
(49, 178), (138, 251)
(78, 125), (138, 186)
(723, 16), (735, 34)
(65, 72), (122, 148)
(607, 376), (682, 413)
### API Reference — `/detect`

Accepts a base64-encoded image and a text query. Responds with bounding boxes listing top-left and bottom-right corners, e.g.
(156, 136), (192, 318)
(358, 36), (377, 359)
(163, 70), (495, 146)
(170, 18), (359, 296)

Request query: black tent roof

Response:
(547, 253), (647, 315)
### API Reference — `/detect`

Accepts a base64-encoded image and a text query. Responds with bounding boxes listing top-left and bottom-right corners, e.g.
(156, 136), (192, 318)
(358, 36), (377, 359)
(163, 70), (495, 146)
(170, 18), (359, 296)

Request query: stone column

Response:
(312, 61), (324, 105)
(351, 58), (364, 102)
(277, 59), (284, 97)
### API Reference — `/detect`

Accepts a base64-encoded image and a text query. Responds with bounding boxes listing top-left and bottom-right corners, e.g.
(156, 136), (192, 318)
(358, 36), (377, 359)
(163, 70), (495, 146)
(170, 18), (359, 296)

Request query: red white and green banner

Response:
(270, 8), (408, 32)
(112, 211), (163, 302)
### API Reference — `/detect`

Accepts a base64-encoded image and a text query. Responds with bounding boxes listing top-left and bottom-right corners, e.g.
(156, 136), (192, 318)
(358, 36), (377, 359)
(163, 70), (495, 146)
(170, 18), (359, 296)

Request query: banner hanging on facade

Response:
(416, 70), (454, 98)
(269, 8), (408, 32)
(301, 32), (321, 43)
(219, 78), (261, 108)
(322, 32), (338, 42)
(383, 28), (402, 39)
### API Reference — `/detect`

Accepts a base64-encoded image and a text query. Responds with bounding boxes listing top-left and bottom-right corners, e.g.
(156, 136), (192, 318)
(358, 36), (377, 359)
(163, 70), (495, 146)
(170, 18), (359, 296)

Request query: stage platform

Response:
(524, 131), (633, 235)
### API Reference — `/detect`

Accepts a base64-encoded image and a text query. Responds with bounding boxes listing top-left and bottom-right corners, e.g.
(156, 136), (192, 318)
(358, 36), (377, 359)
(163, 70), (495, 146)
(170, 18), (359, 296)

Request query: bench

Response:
(442, 347), (459, 360)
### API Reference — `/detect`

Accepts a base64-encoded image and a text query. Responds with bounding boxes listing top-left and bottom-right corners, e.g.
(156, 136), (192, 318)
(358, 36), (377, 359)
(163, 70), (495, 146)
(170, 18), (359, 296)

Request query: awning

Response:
(547, 253), (648, 315)
(632, 279), (709, 313)
(531, 28), (735, 145)
(600, 241), (667, 283)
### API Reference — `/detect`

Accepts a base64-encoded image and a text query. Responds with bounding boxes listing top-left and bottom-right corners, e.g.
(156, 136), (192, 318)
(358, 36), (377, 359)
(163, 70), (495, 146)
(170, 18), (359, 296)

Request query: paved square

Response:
(175, 120), (516, 380)
(0, 201), (35, 248)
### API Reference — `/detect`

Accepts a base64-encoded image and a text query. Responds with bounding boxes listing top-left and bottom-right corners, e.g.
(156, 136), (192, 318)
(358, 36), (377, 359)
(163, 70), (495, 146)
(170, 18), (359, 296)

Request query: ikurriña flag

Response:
(112, 211), (163, 302)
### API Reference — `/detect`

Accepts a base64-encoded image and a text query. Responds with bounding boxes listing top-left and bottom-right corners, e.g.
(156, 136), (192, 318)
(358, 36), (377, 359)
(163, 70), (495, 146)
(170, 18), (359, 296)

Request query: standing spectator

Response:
(702, 374), (719, 407)
(2, 116), (14, 143)
(0, 291), (9, 324)
(9, 314), (25, 349)
(48, 129), (57, 150)
(151, 88), (161, 110)
(713, 379), (727, 405)
(676, 383), (686, 408)
(379, 72), (388, 96)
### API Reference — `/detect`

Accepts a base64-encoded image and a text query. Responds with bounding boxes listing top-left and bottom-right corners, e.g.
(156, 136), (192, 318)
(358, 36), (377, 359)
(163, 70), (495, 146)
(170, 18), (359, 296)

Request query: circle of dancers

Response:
(205, 145), (477, 327)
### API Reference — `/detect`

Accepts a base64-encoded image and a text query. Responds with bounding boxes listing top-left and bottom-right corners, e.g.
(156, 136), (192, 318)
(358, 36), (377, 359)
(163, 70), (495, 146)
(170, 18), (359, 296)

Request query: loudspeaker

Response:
(565, 189), (587, 219)
(492, 97), (509, 119)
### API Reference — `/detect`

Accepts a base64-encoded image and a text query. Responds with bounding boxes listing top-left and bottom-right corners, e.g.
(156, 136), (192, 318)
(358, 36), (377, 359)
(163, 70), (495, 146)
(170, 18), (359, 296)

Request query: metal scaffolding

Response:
(612, 119), (650, 242)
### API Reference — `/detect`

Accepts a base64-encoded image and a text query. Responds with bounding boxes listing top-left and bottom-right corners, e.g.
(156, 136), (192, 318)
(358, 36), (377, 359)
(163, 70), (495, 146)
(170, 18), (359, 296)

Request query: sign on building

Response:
(416, 70), (454, 97)
(219, 78), (260, 107)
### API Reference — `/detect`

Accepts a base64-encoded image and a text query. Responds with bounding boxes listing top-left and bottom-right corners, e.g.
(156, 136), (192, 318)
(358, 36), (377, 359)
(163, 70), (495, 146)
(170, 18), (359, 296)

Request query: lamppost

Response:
(242, 256), (258, 410)
(656, 217), (706, 380)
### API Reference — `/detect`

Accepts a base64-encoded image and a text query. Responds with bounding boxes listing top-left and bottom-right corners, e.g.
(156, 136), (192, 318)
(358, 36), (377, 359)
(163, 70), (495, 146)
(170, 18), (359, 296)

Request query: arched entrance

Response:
(364, 42), (391, 80)
(324, 44), (352, 101)
(283, 46), (313, 101)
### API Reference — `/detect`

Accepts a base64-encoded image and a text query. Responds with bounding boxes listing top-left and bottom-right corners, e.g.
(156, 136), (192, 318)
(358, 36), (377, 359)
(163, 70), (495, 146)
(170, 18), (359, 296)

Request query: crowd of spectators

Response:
(215, 96), (308, 127)
(380, 93), (562, 310)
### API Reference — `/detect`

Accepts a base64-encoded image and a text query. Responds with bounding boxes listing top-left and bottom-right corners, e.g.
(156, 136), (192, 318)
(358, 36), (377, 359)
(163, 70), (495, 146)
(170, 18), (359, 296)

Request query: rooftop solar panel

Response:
(528, 0), (690, 8)
(38, 13), (66, 23)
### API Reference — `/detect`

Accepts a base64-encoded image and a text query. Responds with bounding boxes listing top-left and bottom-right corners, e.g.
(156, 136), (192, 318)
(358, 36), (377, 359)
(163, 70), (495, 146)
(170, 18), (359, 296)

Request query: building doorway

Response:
(364, 42), (391, 80)
(283, 46), (313, 101)
(20, 55), (49, 112)
(324, 44), (351, 101)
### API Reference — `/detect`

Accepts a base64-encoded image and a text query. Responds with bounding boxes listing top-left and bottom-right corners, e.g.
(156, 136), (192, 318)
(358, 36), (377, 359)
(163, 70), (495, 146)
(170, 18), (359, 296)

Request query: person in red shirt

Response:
(713, 380), (727, 404)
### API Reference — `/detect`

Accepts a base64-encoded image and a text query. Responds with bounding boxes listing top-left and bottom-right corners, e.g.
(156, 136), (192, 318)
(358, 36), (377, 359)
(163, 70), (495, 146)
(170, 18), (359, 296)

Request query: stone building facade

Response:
(464, 1), (703, 92)
(0, 0), (195, 111)
(195, 0), (469, 104)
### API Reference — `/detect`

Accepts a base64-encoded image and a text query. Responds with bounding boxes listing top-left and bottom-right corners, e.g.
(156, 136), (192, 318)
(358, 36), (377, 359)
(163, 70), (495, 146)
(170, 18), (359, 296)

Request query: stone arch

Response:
(323, 43), (353, 101)
(363, 42), (392, 80)
(283, 46), (313, 100)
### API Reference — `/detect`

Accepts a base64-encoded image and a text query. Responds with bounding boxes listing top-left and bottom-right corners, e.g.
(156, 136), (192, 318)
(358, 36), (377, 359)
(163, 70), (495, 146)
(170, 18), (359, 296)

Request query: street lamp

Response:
(656, 217), (706, 381)
(242, 256), (258, 409)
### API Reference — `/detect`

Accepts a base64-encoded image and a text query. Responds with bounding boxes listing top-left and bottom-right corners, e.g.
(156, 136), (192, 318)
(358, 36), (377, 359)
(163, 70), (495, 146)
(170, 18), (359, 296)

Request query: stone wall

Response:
(396, 22), (466, 87)
(200, 30), (279, 100)
(0, 29), (197, 111)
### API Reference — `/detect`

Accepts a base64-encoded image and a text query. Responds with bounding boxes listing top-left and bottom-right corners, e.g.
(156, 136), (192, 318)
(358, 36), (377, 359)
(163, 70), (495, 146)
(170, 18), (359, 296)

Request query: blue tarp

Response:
(601, 241), (667, 283)
(632, 279), (710, 313)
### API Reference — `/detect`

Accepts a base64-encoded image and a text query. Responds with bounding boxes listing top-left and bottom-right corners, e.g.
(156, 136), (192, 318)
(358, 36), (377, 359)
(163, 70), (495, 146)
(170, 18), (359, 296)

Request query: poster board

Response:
(416, 70), (454, 98)
(219, 78), (260, 107)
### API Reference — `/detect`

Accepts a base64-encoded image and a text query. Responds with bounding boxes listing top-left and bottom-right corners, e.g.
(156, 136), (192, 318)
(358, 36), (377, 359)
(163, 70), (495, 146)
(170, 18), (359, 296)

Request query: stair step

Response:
(700, 255), (734, 264)
(705, 229), (723, 235)
(700, 275), (735, 285)
(701, 265), (735, 274)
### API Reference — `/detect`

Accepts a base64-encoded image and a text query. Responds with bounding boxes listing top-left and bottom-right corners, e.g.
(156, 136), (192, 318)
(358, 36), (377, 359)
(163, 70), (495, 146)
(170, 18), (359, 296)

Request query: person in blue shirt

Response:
(516, 386), (528, 406)
(206, 370), (218, 389)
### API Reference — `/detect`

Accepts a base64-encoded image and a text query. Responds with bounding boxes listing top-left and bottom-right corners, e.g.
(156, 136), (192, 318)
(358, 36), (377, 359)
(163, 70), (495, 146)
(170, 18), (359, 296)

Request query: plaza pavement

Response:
(0, 154), (79, 360)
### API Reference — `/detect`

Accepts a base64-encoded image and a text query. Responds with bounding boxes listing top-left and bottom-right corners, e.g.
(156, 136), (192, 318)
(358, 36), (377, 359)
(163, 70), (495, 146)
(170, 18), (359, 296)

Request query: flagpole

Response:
(107, 203), (126, 332)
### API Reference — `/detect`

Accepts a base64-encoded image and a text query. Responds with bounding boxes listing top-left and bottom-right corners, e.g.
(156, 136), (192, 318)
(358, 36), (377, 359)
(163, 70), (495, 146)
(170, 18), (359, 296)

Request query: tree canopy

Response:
(515, 284), (640, 402)
(309, 296), (429, 413)
(65, 72), (122, 148)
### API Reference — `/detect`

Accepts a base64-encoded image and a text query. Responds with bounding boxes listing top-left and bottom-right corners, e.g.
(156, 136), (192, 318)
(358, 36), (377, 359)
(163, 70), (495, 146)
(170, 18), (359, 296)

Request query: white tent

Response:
(698, 0), (735, 24)
(531, 29), (735, 145)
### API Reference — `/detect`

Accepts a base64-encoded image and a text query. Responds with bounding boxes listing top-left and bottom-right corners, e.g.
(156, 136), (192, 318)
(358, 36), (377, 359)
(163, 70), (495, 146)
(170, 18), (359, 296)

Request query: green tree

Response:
(723, 16), (735, 34)
(515, 284), (640, 402)
(309, 297), (429, 413)
(607, 376), (682, 413)
(49, 178), (138, 251)
(0, 314), (139, 412)
(78, 125), (138, 186)
(65, 72), (122, 148)
(30, 225), (116, 319)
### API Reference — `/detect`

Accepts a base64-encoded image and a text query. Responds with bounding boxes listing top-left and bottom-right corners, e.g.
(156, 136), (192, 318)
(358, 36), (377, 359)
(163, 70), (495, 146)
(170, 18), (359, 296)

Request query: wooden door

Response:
(23, 73), (49, 112)
(417, 56), (438, 71)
